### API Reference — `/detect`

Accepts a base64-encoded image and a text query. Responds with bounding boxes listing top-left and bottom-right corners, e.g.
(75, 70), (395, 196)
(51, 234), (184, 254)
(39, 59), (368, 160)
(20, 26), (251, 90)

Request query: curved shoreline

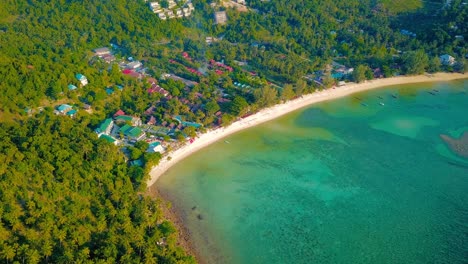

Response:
(147, 72), (467, 187)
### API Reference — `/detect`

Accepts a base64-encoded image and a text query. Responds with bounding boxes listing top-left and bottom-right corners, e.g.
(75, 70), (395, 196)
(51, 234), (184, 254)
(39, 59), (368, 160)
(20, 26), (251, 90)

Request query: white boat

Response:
(379, 102), (385, 106)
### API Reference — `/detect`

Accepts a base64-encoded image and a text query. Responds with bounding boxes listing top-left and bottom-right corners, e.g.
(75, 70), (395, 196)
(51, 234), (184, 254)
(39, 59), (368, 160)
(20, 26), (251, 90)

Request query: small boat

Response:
(378, 96), (383, 99)
(225, 140), (230, 144)
(361, 103), (368, 107)
(428, 91), (436, 95)
(379, 102), (385, 106)
(354, 97), (362, 101)
(391, 94), (398, 99)
(433, 89), (439, 92)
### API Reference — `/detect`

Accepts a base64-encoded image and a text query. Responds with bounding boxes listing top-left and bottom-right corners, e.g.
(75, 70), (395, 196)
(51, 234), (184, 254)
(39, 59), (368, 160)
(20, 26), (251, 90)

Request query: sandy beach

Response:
(147, 72), (466, 187)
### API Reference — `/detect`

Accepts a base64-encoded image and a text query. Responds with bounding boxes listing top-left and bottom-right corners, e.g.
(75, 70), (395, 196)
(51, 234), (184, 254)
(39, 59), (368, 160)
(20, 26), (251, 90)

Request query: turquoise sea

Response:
(157, 80), (468, 264)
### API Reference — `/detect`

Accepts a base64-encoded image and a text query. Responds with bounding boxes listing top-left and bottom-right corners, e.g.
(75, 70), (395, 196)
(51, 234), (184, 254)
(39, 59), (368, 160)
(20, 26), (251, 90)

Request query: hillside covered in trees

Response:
(0, 113), (195, 263)
(0, 0), (467, 263)
(0, 0), (466, 116)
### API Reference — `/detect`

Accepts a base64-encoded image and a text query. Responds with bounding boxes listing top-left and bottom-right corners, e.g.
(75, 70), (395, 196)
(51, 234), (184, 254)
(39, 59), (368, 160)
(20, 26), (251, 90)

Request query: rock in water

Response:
(440, 131), (468, 158)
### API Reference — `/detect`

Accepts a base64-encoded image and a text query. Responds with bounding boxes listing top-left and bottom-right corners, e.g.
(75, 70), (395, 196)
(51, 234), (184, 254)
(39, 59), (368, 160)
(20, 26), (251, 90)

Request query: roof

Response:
(119, 124), (132, 134)
(66, 109), (77, 116)
(94, 47), (110, 54)
(96, 118), (113, 133)
(68, 84), (77, 90)
(126, 127), (143, 138)
(57, 104), (72, 112)
(75, 73), (86, 81)
(114, 109), (125, 117)
(119, 125), (143, 138)
(99, 134), (116, 143)
(147, 116), (157, 125)
(106, 88), (114, 95)
(115, 115), (133, 122)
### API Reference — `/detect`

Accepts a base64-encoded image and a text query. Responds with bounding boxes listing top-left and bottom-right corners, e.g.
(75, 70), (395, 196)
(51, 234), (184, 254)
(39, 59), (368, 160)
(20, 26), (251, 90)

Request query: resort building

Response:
(114, 115), (142, 126)
(119, 124), (145, 141)
(148, 141), (165, 153)
(94, 47), (111, 56)
(95, 118), (114, 136)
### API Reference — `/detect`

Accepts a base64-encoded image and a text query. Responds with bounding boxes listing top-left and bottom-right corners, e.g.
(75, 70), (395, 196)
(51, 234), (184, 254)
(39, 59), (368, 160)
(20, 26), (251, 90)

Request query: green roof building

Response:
(119, 124), (132, 134)
(99, 134), (117, 145)
(114, 115), (142, 126)
(119, 125), (145, 141)
(96, 118), (114, 135)
(115, 115), (133, 122)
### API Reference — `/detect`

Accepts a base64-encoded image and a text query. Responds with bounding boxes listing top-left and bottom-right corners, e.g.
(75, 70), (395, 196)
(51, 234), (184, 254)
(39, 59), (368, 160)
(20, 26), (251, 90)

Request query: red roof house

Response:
(114, 109), (125, 117)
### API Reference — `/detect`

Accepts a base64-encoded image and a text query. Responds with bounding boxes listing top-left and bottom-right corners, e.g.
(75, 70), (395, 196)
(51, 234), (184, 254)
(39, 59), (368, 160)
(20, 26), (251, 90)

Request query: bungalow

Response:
(119, 124), (146, 141)
(126, 61), (142, 69)
(95, 118), (114, 135)
(183, 8), (191, 17)
(149, 2), (162, 12)
(440, 54), (456, 66)
(147, 116), (157, 125)
(176, 9), (184, 18)
(68, 84), (78, 91)
(147, 141), (165, 153)
(187, 2), (194, 11)
(94, 47), (111, 56)
(57, 104), (73, 114)
(167, 10), (175, 19)
(114, 115), (142, 126)
(114, 109), (126, 117)
(148, 84), (170, 97)
(75, 73), (88, 86)
(168, 0), (176, 8)
(158, 12), (167, 20)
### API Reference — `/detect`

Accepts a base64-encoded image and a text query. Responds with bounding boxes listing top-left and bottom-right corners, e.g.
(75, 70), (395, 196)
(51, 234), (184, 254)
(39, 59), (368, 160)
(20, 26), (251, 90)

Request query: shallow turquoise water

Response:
(158, 80), (468, 264)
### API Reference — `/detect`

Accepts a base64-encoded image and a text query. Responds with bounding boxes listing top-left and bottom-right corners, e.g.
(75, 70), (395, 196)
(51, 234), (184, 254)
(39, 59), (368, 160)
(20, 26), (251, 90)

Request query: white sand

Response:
(147, 72), (467, 187)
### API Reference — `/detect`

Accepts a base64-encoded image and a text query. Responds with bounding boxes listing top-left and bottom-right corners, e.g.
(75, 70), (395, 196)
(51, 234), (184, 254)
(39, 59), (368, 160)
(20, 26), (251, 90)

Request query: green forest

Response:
(0, 0), (467, 262)
(0, 113), (194, 263)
